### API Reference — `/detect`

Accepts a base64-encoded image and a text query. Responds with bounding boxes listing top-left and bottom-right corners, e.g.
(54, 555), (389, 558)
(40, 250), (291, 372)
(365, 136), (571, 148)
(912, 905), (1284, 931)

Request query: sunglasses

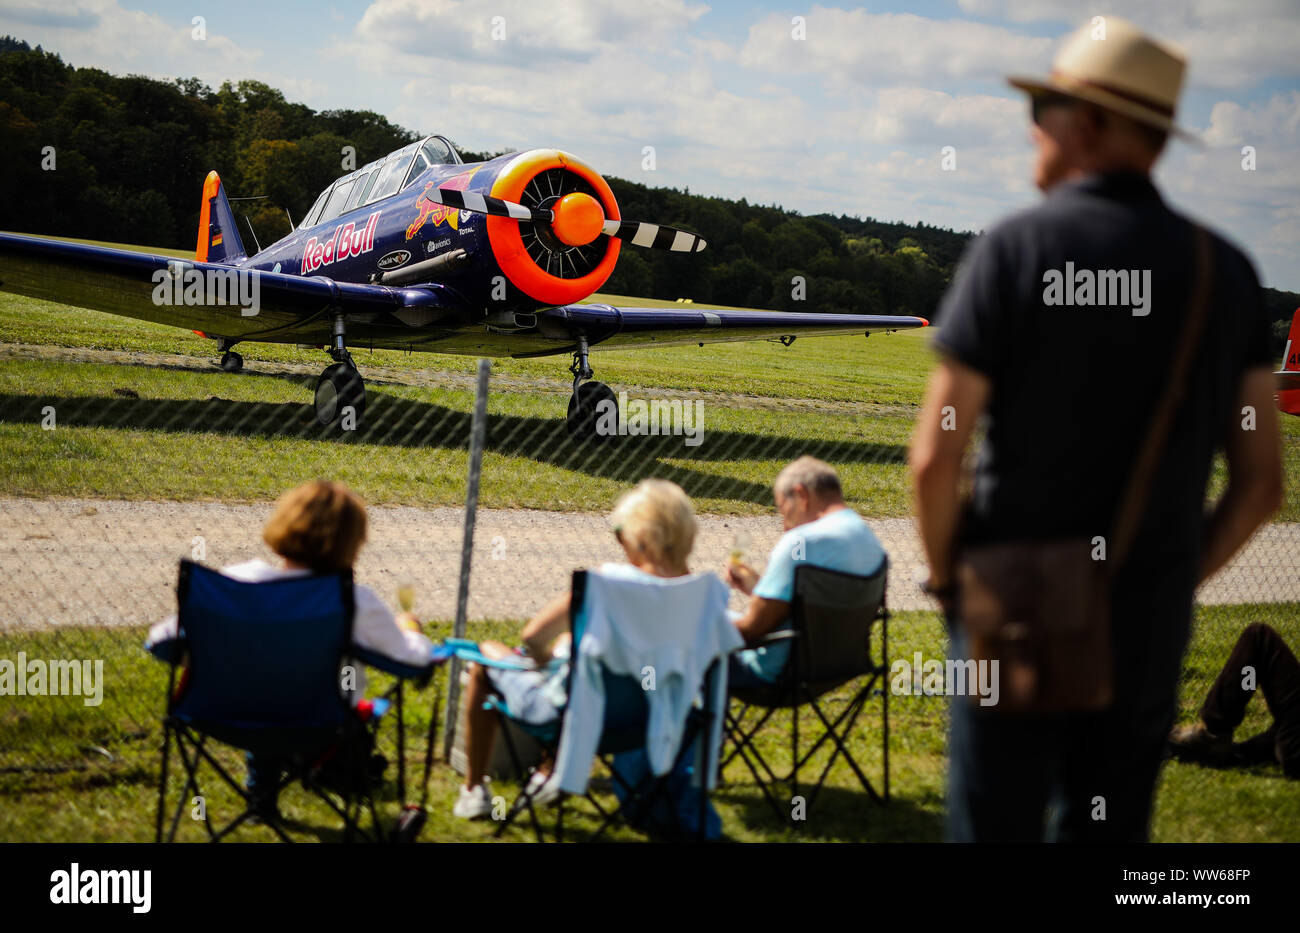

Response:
(1031, 93), (1080, 126)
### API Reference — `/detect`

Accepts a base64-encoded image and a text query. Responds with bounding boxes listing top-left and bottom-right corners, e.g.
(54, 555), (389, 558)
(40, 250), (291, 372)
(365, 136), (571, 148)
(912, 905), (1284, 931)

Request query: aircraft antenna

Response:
(244, 216), (262, 253)
(285, 208), (295, 229)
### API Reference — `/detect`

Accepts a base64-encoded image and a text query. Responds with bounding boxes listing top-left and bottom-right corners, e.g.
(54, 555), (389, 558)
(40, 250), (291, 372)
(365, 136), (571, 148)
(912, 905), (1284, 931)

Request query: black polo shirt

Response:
(934, 171), (1273, 571)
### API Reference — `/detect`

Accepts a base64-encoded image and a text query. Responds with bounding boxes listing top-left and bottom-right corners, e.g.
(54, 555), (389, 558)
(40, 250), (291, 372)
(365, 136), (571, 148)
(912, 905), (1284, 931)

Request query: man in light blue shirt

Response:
(725, 456), (886, 686)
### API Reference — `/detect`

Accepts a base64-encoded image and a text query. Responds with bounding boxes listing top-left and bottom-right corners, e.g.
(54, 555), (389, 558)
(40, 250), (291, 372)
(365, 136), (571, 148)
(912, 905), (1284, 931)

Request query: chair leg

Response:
(492, 714), (549, 842)
(790, 702), (800, 819)
(726, 716), (788, 821)
(805, 687), (883, 809)
(395, 683), (407, 805)
(725, 704), (783, 788)
(155, 723), (171, 844)
(168, 733), (206, 842)
(882, 669), (890, 804)
(881, 611), (890, 804)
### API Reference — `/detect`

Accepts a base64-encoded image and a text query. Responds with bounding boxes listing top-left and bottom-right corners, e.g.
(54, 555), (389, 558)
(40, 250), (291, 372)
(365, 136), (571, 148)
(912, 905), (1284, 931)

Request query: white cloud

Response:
(736, 7), (1055, 89)
(0, 0), (259, 81)
(1162, 91), (1300, 288)
(351, 0), (707, 63)
(956, 0), (1300, 89)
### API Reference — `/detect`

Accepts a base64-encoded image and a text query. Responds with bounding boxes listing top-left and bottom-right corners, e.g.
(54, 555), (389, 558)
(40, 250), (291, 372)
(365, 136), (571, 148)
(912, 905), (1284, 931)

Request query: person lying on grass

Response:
(1168, 622), (1300, 779)
(453, 478), (698, 820)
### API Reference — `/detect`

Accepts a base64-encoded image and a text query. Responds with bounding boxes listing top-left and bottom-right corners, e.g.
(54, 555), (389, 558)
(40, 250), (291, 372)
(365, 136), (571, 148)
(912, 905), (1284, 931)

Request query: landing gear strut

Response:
(565, 335), (616, 440)
(314, 315), (366, 428)
(216, 339), (243, 373)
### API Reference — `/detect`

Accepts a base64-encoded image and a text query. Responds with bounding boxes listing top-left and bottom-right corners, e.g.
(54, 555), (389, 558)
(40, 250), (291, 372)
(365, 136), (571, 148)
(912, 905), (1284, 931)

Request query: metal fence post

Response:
(442, 357), (491, 760)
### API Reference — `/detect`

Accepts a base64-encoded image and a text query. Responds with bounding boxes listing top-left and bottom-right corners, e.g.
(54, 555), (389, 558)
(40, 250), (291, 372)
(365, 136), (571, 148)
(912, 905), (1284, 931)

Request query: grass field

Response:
(1, 241), (1298, 517)
(1, 604), (1295, 843)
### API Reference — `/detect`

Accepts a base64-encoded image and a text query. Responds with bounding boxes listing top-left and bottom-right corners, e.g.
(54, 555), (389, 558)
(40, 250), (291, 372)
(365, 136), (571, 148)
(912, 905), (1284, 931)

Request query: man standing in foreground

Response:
(910, 17), (1283, 841)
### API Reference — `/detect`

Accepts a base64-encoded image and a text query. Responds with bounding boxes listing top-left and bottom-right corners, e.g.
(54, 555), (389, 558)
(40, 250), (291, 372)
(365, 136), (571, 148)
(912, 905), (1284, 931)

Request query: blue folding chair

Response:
(452, 569), (727, 842)
(150, 559), (437, 843)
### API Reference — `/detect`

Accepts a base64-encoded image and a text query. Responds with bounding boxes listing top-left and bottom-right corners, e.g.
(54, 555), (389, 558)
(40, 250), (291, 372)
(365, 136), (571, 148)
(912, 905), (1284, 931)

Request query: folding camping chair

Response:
(723, 559), (890, 821)
(151, 559), (437, 843)
(449, 569), (731, 842)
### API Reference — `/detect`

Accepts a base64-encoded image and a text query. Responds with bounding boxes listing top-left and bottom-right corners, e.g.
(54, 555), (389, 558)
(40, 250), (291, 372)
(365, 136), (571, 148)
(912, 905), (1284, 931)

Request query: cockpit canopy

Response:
(298, 135), (461, 230)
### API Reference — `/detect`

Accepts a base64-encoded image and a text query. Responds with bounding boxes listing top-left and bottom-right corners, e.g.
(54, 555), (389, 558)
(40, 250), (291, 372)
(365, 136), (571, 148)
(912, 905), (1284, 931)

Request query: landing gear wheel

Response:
(220, 351), (243, 373)
(566, 380), (616, 440)
(315, 362), (366, 428)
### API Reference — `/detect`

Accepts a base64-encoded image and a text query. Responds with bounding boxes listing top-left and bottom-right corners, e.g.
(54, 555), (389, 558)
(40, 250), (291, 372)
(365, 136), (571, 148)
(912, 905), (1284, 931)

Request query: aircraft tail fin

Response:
(1277, 307), (1300, 415)
(195, 171), (247, 264)
(1282, 308), (1300, 373)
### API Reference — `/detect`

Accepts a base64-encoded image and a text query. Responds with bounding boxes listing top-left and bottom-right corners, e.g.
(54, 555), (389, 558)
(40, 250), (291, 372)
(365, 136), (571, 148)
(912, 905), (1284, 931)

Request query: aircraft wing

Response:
(0, 232), (457, 345)
(1278, 371), (1300, 391)
(545, 303), (928, 350)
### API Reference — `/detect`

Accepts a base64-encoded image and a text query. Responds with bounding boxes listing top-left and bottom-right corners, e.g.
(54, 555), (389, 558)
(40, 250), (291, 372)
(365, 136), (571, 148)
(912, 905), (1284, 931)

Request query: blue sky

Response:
(3, 0), (1298, 290)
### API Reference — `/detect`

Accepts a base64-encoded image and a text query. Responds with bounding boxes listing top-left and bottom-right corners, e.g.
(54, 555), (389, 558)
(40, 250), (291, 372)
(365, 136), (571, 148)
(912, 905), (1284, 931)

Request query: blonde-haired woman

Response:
(454, 479), (698, 819)
(147, 480), (432, 818)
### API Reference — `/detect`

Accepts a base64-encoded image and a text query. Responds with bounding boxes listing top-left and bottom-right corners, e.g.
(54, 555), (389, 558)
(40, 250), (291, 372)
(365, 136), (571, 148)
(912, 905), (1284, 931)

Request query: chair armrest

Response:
(449, 644), (537, 672)
(350, 644), (437, 682)
(144, 636), (186, 664)
(735, 629), (799, 651)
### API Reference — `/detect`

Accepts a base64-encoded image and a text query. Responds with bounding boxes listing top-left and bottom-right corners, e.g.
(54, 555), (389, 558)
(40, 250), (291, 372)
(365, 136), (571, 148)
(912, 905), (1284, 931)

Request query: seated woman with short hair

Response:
(453, 478), (698, 819)
(147, 480), (432, 817)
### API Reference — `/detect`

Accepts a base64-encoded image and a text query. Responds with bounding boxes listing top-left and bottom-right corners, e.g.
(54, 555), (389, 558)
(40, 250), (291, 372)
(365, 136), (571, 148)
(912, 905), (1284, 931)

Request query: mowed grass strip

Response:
(0, 281), (935, 406)
(3, 288), (1299, 516)
(1, 604), (1295, 842)
(0, 352), (917, 514)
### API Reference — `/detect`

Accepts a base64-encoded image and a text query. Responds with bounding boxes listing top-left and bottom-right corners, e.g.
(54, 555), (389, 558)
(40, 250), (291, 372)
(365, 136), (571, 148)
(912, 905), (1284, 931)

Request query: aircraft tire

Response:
(220, 351), (243, 373)
(315, 362), (366, 428)
(566, 381), (616, 440)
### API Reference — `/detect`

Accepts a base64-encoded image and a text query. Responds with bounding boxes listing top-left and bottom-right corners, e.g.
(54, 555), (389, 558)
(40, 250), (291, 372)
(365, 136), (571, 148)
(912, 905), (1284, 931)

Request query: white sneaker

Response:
(525, 770), (562, 807)
(453, 782), (493, 820)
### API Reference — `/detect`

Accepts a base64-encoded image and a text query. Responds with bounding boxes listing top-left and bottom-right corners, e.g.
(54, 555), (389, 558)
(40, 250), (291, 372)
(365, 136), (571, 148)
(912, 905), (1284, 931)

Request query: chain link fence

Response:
(1, 347), (1297, 840)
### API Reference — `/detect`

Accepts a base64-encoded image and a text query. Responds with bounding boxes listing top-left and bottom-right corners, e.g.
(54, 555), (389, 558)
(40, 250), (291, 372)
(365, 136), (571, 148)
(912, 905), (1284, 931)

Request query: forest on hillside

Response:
(1, 37), (1295, 337)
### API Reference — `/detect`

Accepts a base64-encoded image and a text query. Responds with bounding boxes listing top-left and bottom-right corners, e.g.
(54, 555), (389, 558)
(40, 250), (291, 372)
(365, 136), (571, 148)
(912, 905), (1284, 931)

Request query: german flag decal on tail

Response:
(195, 171), (246, 264)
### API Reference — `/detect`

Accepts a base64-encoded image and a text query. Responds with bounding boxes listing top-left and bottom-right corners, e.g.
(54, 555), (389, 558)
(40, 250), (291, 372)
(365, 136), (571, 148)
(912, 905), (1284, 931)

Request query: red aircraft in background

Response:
(1278, 308), (1300, 417)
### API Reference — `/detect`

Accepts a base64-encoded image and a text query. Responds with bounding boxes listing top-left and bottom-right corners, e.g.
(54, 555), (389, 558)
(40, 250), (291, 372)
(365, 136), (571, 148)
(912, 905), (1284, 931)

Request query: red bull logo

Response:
(406, 169), (478, 240)
(301, 212), (380, 275)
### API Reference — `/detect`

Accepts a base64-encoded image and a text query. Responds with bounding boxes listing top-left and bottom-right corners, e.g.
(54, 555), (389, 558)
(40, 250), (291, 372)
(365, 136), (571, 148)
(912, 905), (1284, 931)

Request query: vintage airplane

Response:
(0, 135), (928, 437)
(1278, 308), (1300, 417)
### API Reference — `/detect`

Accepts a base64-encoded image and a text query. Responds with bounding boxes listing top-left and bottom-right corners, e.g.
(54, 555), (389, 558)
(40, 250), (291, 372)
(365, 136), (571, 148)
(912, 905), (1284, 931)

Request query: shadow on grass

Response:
(0, 386), (909, 507)
(713, 783), (943, 842)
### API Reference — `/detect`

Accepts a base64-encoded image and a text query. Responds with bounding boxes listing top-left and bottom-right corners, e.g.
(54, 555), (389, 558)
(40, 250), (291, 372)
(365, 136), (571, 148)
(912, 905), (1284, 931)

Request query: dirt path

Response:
(1, 497), (1296, 632)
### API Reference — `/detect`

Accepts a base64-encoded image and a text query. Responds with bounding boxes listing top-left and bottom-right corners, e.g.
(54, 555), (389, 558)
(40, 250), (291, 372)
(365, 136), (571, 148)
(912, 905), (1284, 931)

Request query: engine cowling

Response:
(484, 149), (621, 306)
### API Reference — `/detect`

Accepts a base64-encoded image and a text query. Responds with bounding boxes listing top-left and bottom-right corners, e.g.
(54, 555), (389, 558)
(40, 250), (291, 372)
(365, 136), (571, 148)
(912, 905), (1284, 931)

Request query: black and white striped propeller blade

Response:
(601, 219), (707, 252)
(419, 184), (707, 251)
(418, 185), (550, 223)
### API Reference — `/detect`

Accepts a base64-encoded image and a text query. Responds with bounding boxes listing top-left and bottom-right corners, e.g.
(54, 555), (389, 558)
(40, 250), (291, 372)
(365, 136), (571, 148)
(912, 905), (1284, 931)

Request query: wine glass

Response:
(396, 579), (418, 631)
(728, 529), (752, 567)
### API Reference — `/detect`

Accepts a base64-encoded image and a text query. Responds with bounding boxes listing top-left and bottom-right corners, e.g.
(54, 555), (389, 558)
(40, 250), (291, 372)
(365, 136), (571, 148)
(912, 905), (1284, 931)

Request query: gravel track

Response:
(2, 496), (1295, 632)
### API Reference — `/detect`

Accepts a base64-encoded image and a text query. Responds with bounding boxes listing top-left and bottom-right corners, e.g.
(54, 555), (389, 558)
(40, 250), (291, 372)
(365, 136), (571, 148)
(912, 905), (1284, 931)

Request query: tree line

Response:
(0, 38), (1294, 338)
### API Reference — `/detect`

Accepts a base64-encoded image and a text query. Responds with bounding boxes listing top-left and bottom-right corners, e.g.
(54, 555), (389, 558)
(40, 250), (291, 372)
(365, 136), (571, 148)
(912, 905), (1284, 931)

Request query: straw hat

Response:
(1008, 16), (1194, 139)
